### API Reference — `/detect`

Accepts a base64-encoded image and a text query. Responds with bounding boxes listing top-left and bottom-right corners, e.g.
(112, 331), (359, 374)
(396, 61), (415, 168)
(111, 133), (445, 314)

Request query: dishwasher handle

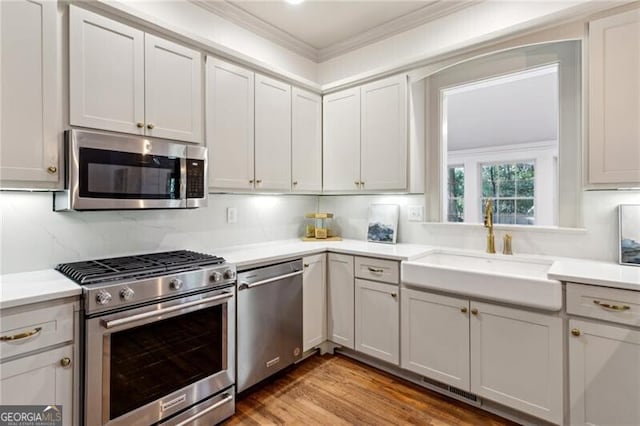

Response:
(239, 270), (303, 289)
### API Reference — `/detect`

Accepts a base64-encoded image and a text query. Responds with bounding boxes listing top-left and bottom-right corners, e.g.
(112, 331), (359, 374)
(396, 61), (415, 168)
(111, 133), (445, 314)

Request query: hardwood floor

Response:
(225, 354), (518, 425)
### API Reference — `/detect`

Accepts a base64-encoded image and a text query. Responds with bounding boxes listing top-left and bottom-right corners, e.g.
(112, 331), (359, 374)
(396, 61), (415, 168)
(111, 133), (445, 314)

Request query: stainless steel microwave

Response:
(54, 130), (207, 211)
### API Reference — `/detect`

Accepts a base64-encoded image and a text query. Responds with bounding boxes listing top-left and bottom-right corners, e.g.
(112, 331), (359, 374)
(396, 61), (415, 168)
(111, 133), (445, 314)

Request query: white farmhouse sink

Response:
(402, 250), (562, 311)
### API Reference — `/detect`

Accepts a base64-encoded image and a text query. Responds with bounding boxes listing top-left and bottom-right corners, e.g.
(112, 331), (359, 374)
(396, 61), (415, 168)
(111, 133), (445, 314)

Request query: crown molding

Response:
(317, 1), (478, 62)
(190, 0), (477, 63)
(191, 0), (319, 61)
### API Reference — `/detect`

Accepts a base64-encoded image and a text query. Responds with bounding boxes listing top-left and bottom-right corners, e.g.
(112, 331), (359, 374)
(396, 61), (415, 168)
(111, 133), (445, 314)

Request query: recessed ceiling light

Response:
(285, 0), (305, 5)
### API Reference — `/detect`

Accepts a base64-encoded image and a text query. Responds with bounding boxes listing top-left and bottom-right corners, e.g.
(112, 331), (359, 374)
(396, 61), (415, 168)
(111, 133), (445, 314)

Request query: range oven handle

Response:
(173, 393), (234, 426)
(102, 291), (233, 329)
(239, 270), (303, 289)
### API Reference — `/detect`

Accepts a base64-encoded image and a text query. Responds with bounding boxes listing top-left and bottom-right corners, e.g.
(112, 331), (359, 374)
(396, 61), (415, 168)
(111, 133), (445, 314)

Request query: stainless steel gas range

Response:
(56, 250), (236, 426)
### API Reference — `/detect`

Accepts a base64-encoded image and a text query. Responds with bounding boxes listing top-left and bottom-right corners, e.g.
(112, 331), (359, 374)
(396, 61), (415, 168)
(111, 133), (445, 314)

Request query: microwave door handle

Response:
(180, 158), (187, 204)
(102, 291), (233, 329)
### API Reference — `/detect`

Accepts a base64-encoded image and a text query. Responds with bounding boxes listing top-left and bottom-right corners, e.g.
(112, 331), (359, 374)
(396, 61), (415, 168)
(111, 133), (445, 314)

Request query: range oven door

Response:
(84, 287), (235, 426)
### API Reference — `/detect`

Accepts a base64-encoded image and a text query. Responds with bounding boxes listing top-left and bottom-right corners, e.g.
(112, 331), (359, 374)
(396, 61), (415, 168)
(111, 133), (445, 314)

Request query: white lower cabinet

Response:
(302, 253), (326, 352)
(327, 253), (354, 349)
(470, 301), (563, 424)
(569, 319), (640, 426)
(400, 288), (562, 424)
(355, 279), (399, 364)
(0, 344), (74, 425)
(401, 289), (470, 389)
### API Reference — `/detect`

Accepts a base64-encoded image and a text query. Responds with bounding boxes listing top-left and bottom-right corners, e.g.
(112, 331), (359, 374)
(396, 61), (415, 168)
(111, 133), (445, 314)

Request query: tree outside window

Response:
(447, 166), (465, 222)
(481, 162), (535, 225)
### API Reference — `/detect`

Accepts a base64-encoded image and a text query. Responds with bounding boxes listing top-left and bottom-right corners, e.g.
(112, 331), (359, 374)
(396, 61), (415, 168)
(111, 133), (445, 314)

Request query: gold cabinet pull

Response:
(256, 179), (262, 184)
(303, 263), (310, 268)
(471, 308), (478, 315)
(571, 328), (581, 337)
(0, 327), (42, 341)
(47, 166), (57, 174)
(292, 181), (298, 185)
(593, 300), (630, 311)
(360, 181), (365, 186)
(147, 123), (155, 129)
(136, 122), (144, 128)
(461, 307), (468, 313)
(391, 292), (397, 298)
(60, 357), (72, 367)
(249, 179), (254, 184)
(354, 181), (360, 186)
(367, 267), (384, 274)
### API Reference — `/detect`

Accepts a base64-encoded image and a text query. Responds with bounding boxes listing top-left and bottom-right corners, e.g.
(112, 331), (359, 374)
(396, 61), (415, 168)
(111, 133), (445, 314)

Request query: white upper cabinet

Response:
(1, 0), (59, 187)
(70, 6), (202, 143)
(588, 9), (640, 186)
(206, 57), (254, 190)
(292, 88), (322, 192)
(360, 75), (408, 190)
(145, 34), (202, 143)
(323, 74), (408, 192)
(323, 87), (361, 191)
(70, 6), (145, 135)
(254, 74), (292, 191)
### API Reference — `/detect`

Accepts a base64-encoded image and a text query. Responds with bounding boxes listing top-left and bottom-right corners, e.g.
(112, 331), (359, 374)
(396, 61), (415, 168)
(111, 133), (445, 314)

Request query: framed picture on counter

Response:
(619, 204), (640, 266)
(367, 204), (399, 244)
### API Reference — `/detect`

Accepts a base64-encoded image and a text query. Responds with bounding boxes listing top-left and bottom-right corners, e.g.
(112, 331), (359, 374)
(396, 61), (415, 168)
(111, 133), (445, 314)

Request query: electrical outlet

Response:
(408, 205), (424, 222)
(226, 207), (237, 224)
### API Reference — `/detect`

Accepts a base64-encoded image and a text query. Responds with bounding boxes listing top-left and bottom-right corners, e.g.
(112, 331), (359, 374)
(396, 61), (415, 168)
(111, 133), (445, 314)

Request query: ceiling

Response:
(194, 0), (473, 61)
(446, 68), (559, 151)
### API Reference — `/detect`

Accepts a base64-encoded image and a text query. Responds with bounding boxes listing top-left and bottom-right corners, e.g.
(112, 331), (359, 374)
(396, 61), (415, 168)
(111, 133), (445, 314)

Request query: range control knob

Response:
(169, 278), (183, 290)
(210, 271), (223, 282)
(96, 290), (112, 306)
(223, 269), (236, 280)
(120, 287), (135, 301)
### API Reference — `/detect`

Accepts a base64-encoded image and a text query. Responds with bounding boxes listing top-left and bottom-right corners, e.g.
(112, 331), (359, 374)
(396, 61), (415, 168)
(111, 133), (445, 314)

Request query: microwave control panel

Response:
(186, 159), (205, 199)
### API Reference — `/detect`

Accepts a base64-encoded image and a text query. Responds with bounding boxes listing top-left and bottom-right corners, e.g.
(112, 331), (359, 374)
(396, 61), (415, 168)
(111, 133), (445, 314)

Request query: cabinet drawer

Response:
(355, 257), (399, 284)
(0, 301), (75, 360)
(567, 283), (640, 327)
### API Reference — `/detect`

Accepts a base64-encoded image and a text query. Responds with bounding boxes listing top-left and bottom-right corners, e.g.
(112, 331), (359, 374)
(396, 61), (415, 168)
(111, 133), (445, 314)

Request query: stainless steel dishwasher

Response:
(236, 259), (303, 392)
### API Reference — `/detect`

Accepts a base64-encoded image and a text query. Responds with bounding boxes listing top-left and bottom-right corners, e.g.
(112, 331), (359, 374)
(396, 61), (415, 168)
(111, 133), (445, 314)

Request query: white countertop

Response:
(548, 259), (640, 291)
(3, 239), (639, 311)
(0, 269), (81, 310)
(215, 239), (435, 269)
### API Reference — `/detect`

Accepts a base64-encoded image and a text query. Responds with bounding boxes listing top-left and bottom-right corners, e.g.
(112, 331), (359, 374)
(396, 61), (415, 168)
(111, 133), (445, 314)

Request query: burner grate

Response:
(56, 250), (225, 284)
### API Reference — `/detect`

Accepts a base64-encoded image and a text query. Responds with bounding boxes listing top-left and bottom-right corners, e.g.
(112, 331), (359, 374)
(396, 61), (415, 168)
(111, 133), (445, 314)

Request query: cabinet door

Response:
(355, 279), (399, 364)
(569, 319), (640, 426)
(588, 9), (640, 185)
(0, 345), (73, 425)
(145, 34), (202, 143)
(401, 289), (470, 389)
(254, 74), (291, 191)
(0, 0), (58, 186)
(470, 302), (563, 424)
(292, 88), (322, 192)
(360, 75), (408, 191)
(205, 57), (254, 190)
(323, 88), (361, 191)
(303, 253), (326, 352)
(327, 253), (354, 349)
(69, 5), (144, 135)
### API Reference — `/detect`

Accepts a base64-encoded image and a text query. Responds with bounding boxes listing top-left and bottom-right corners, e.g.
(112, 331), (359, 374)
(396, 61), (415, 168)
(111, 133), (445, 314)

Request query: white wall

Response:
(318, 1), (593, 86)
(319, 191), (640, 262)
(0, 192), (317, 274)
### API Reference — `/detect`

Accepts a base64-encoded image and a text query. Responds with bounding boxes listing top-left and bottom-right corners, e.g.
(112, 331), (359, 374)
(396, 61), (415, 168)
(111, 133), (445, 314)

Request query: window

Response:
(447, 166), (464, 222)
(481, 162), (535, 225)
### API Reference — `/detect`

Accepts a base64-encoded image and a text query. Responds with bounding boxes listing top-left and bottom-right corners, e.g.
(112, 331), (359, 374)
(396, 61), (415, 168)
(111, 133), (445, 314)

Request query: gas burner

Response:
(56, 250), (225, 285)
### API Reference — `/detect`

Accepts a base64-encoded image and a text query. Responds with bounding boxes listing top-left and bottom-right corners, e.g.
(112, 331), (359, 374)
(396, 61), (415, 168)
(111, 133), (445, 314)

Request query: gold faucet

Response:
(484, 199), (496, 254)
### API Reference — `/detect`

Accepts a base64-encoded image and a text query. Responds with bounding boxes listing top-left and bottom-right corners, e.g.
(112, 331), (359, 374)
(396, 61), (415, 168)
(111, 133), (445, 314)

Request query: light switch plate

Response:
(408, 205), (424, 222)
(226, 207), (237, 224)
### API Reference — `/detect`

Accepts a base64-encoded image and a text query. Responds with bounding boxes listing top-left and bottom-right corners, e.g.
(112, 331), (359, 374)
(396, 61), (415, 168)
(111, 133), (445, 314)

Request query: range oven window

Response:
(108, 305), (225, 420)
(79, 148), (181, 199)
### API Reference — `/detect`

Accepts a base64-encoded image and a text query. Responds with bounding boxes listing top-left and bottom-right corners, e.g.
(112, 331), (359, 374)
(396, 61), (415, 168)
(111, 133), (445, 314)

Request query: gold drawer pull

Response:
(471, 308), (478, 315)
(47, 166), (57, 174)
(303, 263), (310, 268)
(0, 327), (42, 341)
(367, 267), (384, 274)
(571, 328), (581, 337)
(60, 357), (72, 367)
(391, 292), (397, 298)
(461, 307), (468, 313)
(593, 300), (630, 311)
